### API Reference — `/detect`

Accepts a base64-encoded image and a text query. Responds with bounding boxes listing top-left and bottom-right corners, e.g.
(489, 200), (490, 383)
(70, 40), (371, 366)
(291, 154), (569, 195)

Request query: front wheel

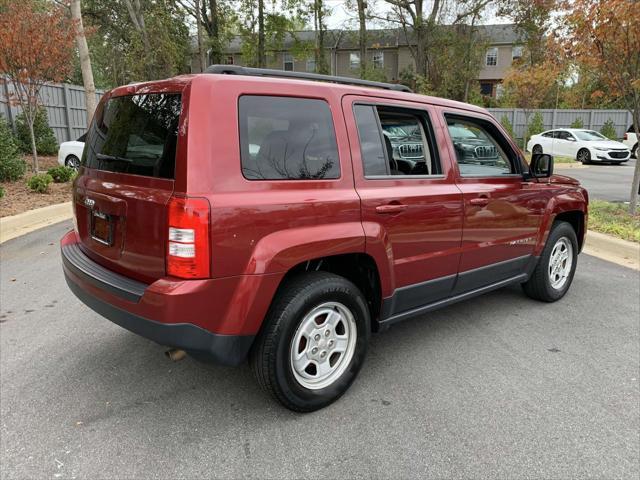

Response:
(577, 148), (591, 164)
(532, 144), (543, 155)
(250, 272), (370, 412)
(522, 221), (578, 302)
(65, 155), (80, 170)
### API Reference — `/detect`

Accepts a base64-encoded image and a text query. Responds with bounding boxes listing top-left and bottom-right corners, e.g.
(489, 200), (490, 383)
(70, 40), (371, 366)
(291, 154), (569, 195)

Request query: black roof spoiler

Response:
(204, 65), (413, 93)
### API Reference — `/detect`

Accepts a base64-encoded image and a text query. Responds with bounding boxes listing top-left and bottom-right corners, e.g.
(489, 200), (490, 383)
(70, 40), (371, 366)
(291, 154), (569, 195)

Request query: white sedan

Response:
(527, 128), (631, 164)
(57, 133), (86, 169)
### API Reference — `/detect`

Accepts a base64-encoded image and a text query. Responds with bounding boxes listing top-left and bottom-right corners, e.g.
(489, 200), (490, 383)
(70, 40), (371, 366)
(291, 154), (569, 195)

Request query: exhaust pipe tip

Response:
(165, 348), (187, 362)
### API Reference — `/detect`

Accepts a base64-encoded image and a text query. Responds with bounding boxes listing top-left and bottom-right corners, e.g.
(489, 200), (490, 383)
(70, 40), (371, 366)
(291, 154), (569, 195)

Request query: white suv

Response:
(623, 126), (638, 158)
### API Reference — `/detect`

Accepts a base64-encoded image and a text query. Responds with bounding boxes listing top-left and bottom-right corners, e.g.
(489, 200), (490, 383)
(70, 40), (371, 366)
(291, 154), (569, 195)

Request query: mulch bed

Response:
(1, 155), (73, 218)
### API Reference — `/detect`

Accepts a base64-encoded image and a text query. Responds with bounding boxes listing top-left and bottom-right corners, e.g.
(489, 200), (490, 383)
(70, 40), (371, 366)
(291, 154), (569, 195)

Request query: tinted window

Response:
(354, 104), (441, 177)
(542, 131), (554, 138)
(239, 96), (340, 180)
(77, 133), (87, 142)
(83, 93), (181, 179)
(353, 105), (388, 176)
(445, 115), (515, 176)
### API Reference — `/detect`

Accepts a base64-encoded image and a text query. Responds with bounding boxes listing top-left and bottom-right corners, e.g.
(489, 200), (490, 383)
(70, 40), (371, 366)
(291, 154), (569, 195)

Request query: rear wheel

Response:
(250, 272), (370, 412)
(577, 148), (591, 164)
(522, 221), (578, 302)
(532, 144), (543, 155)
(633, 143), (638, 159)
(65, 155), (80, 170)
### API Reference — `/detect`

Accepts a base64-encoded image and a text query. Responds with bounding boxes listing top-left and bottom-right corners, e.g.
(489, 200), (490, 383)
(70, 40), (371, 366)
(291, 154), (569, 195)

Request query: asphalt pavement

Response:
(563, 158), (637, 203)
(1, 221), (639, 479)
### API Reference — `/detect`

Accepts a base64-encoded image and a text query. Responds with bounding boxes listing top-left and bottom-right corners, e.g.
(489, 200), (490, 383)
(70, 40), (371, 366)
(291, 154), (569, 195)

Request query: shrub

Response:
(47, 165), (75, 183)
(15, 107), (58, 155)
(570, 117), (585, 128)
(526, 112), (545, 141)
(600, 119), (618, 140)
(0, 118), (27, 181)
(0, 185), (4, 199)
(500, 115), (515, 139)
(26, 173), (53, 193)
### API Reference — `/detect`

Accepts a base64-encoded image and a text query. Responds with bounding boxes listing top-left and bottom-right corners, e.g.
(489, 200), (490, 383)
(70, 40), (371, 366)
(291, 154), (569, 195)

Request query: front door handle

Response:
(469, 197), (490, 206)
(375, 203), (409, 214)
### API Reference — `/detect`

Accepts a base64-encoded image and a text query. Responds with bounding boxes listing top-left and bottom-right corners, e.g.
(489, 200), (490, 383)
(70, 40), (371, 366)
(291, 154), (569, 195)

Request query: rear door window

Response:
(239, 96), (340, 180)
(83, 93), (181, 179)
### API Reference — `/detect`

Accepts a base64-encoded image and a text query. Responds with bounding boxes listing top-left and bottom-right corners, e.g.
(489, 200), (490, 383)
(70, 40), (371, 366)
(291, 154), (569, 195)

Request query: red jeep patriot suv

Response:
(61, 66), (588, 411)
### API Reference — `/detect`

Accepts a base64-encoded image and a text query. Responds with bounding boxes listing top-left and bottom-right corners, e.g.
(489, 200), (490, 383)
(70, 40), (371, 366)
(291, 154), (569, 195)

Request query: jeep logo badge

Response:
(84, 198), (95, 208)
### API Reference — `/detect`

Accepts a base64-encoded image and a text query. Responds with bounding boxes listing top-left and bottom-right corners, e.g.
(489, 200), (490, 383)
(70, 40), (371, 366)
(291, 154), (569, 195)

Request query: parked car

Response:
(527, 128), (631, 164)
(57, 133), (86, 169)
(61, 66), (588, 412)
(623, 125), (638, 158)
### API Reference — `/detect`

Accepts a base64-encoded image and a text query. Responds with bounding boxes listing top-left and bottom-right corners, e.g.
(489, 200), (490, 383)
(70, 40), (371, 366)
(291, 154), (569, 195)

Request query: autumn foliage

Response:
(0, 0), (76, 171)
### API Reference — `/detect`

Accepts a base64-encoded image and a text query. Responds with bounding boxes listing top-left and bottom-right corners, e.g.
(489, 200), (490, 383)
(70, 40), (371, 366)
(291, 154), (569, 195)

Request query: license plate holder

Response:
(90, 211), (114, 246)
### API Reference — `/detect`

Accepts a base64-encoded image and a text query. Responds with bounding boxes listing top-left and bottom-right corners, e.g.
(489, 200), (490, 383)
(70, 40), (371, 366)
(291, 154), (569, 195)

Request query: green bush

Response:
(0, 118), (27, 181)
(600, 119), (618, 140)
(500, 115), (515, 139)
(26, 173), (53, 193)
(15, 107), (58, 155)
(526, 112), (545, 140)
(0, 185), (4, 199)
(570, 117), (585, 128)
(47, 165), (75, 183)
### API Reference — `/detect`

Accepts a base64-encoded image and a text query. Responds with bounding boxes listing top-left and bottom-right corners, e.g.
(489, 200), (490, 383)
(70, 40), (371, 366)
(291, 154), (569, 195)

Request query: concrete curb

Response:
(584, 230), (639, 270)
(0, 202), (72, 244)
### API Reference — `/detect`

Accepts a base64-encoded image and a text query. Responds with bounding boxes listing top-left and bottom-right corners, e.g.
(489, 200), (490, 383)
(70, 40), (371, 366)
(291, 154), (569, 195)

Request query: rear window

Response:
(82, 93), (181, 179)
(238, 95), (340, 180)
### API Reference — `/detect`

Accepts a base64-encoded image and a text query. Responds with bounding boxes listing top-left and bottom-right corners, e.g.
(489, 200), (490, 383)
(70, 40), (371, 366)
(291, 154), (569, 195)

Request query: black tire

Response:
(633, 143), (638, 159)
(522, 221), (578, 302)
(577, 148), (591, 164)
(65, 155), (80, 170)
(532, 144), (543, 155)
(250, 272), (370, 412)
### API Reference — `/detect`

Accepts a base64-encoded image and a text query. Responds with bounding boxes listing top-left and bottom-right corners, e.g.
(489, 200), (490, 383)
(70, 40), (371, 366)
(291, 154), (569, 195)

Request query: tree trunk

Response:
(357, 0), (367, 78)
(195, 0), (205, 70)
(257, 0), (265, 67)
(28, 117), (38, 173)
(70, 0), (97, 125)
(209, 0), (219, 64)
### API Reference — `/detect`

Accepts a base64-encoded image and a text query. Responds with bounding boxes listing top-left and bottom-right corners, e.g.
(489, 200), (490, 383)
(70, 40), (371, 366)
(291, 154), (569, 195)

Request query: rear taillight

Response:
(167, 196), (211, 279)
(624, 133), (628, 140)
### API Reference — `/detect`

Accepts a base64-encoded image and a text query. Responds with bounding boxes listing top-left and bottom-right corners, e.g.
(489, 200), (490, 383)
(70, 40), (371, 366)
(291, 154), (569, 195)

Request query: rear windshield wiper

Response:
(96, 153), (132, 163)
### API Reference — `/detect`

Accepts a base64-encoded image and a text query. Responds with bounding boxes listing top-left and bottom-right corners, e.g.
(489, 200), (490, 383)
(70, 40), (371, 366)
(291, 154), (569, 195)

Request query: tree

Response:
(502, 61), (559, 149)
(499, 0), (556, 66)
(0, 0), (76, 172)
(356, 0), (368, 77)
(71, 0), (98, 125)
(562, 0), (640, 213)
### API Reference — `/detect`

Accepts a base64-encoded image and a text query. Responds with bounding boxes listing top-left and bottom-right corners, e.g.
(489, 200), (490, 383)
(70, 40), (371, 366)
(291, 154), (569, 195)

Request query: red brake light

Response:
(167, 196), (211, 279)
(624, 133), (628, 140)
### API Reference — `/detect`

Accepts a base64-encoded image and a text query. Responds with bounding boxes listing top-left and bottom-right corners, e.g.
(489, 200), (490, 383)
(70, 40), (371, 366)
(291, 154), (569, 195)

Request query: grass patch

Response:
(589, 200), (640, 243)
(524, 152), (576, 164)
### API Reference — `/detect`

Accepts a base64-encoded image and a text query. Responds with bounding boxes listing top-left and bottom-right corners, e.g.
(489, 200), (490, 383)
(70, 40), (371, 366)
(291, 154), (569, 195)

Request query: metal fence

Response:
(1, 79), (104, 145)
(488, 108), (633, 140)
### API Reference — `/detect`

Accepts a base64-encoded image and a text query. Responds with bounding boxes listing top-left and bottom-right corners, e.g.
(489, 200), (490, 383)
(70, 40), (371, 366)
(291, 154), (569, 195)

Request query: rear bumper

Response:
(60, 231), (273, 366)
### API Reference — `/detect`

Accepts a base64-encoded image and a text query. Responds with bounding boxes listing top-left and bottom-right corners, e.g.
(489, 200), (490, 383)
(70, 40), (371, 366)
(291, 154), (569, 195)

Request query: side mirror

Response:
(529, 153), (554, 178)
(567, 137), (576, 142)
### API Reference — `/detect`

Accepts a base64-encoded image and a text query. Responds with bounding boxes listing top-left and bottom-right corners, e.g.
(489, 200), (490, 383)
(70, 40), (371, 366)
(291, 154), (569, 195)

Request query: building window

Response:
(372, 51), (384, 69)
(480, 82), (493, 96)
(495, 83), (504, 99)
(225, 55), (234, 65)
(306, 57), (316, 72)
(485, 47), (498, 66)
(512, 46), (523, 61)
(350, 52), (360, 69)
(283, 53), (294, 71)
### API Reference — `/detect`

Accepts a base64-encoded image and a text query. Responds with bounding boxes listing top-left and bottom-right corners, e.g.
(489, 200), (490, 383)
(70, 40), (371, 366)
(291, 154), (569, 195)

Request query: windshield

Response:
(448, 125), (478, 139)
(82, 93), (181, 179)
(573, 130), (607, 141)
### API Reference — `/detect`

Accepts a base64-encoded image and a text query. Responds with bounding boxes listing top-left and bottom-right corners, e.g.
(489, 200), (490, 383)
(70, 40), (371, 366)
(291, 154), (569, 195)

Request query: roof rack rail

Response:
(204, 65), (413, 93)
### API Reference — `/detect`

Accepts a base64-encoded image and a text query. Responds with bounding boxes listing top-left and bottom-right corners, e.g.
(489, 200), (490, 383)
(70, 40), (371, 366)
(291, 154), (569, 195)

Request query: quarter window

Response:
(354, 104), (441, 177)
(445, 115), (515, 177)
(239, 96), (340, 180)
(485, 47), (498, 66)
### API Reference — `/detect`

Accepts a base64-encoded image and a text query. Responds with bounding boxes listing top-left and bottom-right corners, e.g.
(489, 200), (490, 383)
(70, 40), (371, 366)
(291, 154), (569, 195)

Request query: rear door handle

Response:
(469, 197), (490, 206)
(375, 204), (409, 214)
